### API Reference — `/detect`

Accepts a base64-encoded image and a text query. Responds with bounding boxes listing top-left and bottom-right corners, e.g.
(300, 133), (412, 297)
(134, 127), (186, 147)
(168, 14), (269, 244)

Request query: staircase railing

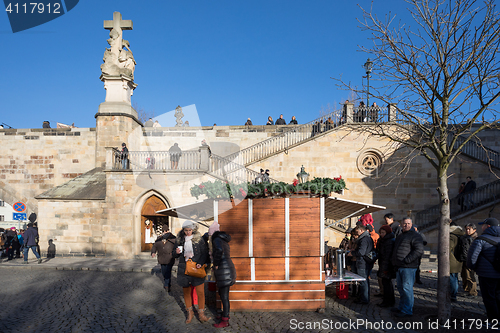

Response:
(208, 154), (279, 184)
(451, 134), (500, 169)
(415, 179), (500, 230)
(224, 109), (344, 166)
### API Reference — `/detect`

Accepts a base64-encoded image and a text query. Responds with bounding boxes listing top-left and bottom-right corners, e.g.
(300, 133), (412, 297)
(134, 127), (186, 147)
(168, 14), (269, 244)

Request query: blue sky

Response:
(1, 0), (404, 129)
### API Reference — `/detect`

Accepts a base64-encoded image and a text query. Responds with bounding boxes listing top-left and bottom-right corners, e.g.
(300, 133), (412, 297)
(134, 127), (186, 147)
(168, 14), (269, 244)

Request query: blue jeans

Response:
(356, 261), (373, 303)
(23, 245), (40, 261)
(161, 263), (173, 288)
(121, 159), (129, 169)
(450, 273), (459, 299)
(396, 267), (417, 315)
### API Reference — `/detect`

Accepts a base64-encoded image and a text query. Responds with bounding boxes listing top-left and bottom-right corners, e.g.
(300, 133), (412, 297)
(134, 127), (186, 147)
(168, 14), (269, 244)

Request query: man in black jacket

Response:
(463, 176), (476, 210)
(391, 218), (424, 317)
(459, 223), (478, 297)
(275, 114), (286, 125)
(348, 225), (375, 304)
(151, 229), (176, 292)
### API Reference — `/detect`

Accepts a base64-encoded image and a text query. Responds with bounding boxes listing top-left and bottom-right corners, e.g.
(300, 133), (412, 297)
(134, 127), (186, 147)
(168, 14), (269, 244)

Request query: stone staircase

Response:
(223, 108), (345, 167)
(421, 249), (437, 263)
(416, 180), (500, 231)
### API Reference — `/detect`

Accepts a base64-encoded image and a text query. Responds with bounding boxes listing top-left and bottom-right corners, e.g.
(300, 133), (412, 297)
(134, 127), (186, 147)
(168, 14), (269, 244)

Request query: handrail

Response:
(451, 134), (500, 169)
(224, 109), (345, 165)
(112, 149), (201, 171)
(415, 179), (500, 229)
(208, 154), (279, 184)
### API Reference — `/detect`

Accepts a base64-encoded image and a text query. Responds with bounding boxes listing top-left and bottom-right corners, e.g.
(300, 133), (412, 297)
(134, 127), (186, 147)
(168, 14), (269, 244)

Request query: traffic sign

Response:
(13, 202), (26, 213)
(13, 213), (27, 220)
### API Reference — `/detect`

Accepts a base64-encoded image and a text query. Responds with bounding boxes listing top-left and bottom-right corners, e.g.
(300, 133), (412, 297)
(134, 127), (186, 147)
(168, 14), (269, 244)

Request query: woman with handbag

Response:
(209, 222), (236, 328)
(173, 220), (210, 324)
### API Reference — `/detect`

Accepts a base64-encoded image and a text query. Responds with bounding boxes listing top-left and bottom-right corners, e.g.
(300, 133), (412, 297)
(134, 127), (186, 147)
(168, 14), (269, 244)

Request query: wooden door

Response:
(141, 195), (168, 252)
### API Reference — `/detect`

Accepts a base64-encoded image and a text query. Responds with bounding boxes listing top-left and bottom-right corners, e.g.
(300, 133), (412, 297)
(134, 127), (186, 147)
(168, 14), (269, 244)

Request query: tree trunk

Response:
(437, 171), (451, 323)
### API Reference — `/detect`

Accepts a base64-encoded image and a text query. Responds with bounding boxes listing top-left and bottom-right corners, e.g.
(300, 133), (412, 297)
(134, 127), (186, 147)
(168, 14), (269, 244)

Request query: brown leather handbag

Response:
(185, 259), (207, 278)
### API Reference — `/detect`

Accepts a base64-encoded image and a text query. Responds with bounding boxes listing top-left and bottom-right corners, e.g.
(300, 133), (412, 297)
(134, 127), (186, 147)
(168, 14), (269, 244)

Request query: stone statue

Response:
(101, 12), (136, 80)
(175, 106), (184, 127)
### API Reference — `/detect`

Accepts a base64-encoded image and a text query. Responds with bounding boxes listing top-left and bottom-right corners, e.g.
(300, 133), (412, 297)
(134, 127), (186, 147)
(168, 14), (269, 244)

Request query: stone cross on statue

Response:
(104, 12), (133, 55)
(101, 12), (136, 80)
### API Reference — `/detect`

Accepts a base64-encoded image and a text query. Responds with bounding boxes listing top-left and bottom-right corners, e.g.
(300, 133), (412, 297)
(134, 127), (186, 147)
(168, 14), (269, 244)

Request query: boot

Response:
(213, 317), (229, 328)
(185, 307), (194, 324)
(198, 309), (211, 323)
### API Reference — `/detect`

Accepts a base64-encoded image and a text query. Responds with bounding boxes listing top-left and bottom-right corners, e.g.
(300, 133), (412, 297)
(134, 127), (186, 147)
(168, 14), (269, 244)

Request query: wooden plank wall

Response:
(216, 197), (325, 311)
(253, 198), (285, 257)
(218, 282), (325, 311)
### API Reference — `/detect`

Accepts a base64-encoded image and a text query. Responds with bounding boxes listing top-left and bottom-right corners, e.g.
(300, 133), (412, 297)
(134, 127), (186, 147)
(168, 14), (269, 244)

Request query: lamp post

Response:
(296, 165), (310, 184)
(363, 58), (373, 106)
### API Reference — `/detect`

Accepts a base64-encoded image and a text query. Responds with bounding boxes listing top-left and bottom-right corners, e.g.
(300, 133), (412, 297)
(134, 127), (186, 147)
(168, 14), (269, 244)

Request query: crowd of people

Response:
(245, 114), (298, 126)
(330, 213), (500, 322)
(0, 222), (42, 264)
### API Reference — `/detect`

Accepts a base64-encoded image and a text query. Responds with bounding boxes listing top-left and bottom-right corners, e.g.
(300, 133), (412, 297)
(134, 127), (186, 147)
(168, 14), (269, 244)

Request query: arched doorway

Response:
(140, 195), (169, 252)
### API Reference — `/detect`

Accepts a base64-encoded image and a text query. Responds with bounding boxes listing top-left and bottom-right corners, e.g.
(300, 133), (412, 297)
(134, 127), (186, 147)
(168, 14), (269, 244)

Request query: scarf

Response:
(184, 235), (194, 260)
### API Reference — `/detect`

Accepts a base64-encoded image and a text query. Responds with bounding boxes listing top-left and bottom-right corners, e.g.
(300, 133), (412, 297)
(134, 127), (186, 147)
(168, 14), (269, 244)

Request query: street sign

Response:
(13, 213), (27, 220)
(13, 202), (26, 213)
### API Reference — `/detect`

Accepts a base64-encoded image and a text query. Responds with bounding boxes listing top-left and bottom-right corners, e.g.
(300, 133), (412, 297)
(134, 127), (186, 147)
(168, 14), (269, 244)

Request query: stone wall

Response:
(0, 128), (96, 216)
(3, 123), (500, 255)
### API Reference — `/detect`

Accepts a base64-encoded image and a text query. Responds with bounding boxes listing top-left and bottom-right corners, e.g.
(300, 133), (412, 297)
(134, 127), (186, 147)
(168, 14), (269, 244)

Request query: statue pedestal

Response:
(95, 75), (141, 168)
(100, 74), (138, 105)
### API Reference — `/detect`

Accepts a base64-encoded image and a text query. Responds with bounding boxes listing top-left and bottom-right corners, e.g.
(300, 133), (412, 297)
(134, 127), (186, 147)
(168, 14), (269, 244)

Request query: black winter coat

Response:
(377, 232), (395, 279)
(456, 232), (477, 263)
(351, 231), (374, 269)
(212, 231), (236, 288)
(391, 229), (424, 268)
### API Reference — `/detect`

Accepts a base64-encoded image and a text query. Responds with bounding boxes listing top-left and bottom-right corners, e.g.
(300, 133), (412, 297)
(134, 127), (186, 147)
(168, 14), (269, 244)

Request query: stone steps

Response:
(421, 249), (437, 263)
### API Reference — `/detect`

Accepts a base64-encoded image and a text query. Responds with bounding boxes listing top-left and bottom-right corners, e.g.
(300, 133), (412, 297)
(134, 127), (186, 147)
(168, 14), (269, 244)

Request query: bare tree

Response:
(133, 102), (155, 124)
(335, 0), (500, 322)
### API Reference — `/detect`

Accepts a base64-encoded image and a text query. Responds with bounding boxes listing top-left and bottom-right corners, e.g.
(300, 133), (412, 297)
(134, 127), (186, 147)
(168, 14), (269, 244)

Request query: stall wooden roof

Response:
(157, 196), (385, 224)
(156, 199), (216, 221)
(324, 196), (386, 221)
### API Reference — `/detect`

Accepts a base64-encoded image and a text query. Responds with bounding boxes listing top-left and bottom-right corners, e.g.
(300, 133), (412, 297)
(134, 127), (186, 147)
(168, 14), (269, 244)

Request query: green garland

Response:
(190, 176), (347, 200)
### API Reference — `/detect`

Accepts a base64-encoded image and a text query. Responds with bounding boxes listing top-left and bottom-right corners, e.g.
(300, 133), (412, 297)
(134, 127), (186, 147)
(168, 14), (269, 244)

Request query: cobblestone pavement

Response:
(0, 258), (491, 333)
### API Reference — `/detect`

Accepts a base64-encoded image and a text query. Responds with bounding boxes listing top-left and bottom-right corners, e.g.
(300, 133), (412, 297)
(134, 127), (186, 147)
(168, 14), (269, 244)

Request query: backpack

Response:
(477, 236), (500, 272)
(453, 235), (466, 262)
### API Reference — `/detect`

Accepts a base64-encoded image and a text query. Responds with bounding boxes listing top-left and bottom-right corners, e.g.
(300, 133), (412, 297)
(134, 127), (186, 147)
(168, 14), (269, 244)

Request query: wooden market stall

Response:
(158, 195), (385, 311)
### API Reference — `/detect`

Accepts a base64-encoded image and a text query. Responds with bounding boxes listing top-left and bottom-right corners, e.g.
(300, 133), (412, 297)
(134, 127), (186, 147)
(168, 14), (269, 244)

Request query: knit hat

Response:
(379, 225), (392, 234)
(182, 220), (196, 229)
(208, 221), (220, 236)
